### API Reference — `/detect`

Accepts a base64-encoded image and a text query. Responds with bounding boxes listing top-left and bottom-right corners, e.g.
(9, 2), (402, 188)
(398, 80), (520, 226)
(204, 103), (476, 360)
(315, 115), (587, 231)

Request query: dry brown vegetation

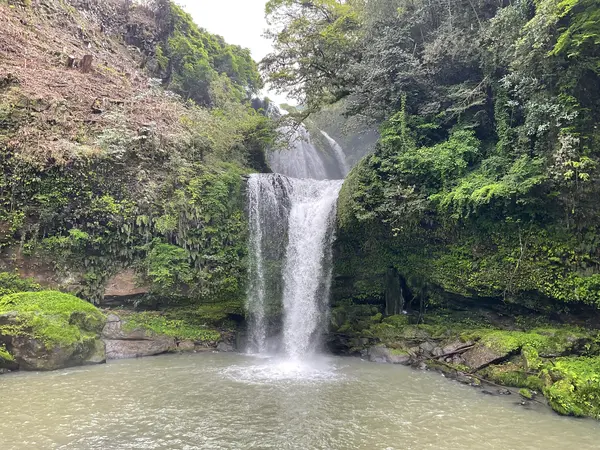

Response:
(0, 0), (199, 166)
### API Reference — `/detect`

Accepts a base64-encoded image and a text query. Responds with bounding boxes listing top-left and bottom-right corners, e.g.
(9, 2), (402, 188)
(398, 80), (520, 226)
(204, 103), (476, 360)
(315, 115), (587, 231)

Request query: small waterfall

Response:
(320, 130), (350, 177)
(268, 126), (329, 180)
(247, 126), (347, 359)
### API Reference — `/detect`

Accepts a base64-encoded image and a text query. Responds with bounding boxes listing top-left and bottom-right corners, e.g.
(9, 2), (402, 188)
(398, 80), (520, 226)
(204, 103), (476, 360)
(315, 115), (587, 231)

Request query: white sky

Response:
(177, 0), (293, 106)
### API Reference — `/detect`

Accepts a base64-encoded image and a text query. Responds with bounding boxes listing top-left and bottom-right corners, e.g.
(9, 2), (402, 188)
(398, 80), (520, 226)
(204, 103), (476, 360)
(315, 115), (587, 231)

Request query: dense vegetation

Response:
(0, 0), (275, 309)
(264, 0), (600, 315)
(263, 0), (600, 418)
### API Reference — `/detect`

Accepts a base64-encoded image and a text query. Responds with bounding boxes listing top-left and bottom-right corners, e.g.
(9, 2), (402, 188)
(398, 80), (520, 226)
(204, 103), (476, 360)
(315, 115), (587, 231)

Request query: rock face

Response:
(102, 270), (150, 306)
(101, 314), (176, 360)
(367, 346), (411, 365)
(462, 344), (509, 371)
(8, 335), (106, 371)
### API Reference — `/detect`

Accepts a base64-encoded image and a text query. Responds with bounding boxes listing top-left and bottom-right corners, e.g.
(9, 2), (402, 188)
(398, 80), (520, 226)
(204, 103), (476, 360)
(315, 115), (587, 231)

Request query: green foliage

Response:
(266, 0), (600, 315)
(0, 344), (14, 362)
(543, 357), (600, 418)
(262, 0), (362, 111)
(0, 291), (105, 348)
(0, 272), (40, 297)
(140, 242), (194, 295)
(159, 3), (262, 106)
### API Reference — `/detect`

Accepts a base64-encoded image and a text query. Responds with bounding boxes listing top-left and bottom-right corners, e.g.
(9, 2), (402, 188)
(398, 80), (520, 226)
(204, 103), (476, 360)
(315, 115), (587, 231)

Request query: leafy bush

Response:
(0, 272), (40, 297)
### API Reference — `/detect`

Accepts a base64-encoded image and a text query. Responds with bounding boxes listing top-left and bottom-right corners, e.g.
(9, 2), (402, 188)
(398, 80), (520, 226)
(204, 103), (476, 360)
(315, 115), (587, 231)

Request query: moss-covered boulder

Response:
(0, 291), (106, 371)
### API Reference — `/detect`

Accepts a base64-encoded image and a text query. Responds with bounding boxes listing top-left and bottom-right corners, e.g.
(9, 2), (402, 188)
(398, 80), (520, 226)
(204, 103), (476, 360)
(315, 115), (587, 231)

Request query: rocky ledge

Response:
(101, 312), (235, 359)
(332, 309), (600, 420)
(0, 291), (237, 374)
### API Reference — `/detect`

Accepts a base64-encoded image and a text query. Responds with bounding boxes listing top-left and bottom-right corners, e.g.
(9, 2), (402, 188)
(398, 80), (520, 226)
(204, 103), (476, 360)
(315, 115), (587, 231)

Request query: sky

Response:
(177, 0), (293, 106)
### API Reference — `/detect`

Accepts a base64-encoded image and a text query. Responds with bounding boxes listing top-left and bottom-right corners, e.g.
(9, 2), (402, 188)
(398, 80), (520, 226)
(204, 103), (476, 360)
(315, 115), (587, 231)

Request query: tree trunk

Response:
(80, 55), (93, 74)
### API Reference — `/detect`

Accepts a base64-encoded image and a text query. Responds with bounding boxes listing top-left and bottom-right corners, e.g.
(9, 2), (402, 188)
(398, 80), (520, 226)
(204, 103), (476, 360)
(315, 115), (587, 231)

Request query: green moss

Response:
(543, 357), (600, 418)
(120, 309), (224, 342)
(389, 348), (409, 356)
(0, 344), (14, 362)
(519, 388), (534, 400)
(0, 291), (105, 349)
(480, 363), (545, 391)
(461, 327), (594, 356)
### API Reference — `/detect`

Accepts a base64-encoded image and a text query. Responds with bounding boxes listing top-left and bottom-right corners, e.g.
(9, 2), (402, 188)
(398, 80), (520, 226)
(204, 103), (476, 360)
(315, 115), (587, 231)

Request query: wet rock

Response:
(442, 340), (472, 355)
(101, 314), (175, 360)
(462, 343), (509, 371)
(10, 335), (105, 371)
(104, 336), (175, 360)
(176, 340), (196, 352)
(0, 294), (106, 371)
(432, 347), (444, 357)
(367, 346), (411, 365)
(419, 341), (436, 355)
(456, 372), (475, 385)
(101, 314), (150, 340)
(497, 388), (512, 396)
(216, 342), (235, 352)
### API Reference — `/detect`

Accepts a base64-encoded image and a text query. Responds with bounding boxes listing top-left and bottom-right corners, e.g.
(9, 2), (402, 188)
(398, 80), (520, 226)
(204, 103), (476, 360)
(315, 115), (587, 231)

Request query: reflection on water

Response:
(1, 353), (600, 450)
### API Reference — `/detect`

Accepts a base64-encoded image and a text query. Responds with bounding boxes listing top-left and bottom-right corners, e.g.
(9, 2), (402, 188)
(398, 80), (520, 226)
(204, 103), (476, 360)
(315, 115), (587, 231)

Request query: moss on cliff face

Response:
(115, 300), (244, 343)
(0, 344), (14, 362)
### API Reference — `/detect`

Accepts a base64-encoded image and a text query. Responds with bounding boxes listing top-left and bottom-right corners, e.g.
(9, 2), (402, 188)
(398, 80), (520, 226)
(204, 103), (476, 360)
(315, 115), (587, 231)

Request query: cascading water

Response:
(320, 130), (350, 177)
(267, 126), (329, 180)
(281, 178), (342, 358)
(246, 125), (346, 359)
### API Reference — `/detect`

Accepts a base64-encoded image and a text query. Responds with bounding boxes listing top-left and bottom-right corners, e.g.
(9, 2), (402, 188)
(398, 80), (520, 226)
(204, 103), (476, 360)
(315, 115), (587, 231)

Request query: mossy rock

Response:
(118, 310), (222, 343)
(542, 357), (600, 419)
(0, 291), (106, 370)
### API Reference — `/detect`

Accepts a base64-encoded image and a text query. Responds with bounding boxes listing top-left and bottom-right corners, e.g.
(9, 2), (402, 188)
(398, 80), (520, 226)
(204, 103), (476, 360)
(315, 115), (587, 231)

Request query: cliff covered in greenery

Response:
(264, 0), (600, 417)
(264, 0), (600, 316)
(0, 0), (274, 310)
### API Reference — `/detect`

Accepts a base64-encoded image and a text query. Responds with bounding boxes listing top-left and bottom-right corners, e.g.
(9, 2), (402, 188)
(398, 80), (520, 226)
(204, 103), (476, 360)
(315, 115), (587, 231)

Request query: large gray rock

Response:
(104, 337), (175, 360)
(442, 340), (474, 355)
(8, 337), (105, 371)
(101, 313), (151, 340)
(462, 343), (509, 371)
(216, 342), (234, 352)
(367, 346), (411, 365)
(101, 314), (175, 359)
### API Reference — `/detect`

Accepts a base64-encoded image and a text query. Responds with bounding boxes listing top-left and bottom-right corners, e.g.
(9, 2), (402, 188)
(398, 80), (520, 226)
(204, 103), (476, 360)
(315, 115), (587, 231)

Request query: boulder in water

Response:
(101, 313), (176, 359)
(367, 345), (411, 365)
(0, 291), (106, 371)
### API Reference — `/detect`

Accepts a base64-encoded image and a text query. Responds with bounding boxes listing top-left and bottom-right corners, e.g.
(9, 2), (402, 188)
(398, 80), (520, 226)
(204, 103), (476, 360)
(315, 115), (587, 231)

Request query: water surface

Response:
(1, 353), (599, 449)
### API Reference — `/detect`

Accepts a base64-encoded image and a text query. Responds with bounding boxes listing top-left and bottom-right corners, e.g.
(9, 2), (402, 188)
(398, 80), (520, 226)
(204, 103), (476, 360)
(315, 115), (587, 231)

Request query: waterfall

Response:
(247, 126), (347, 358)
(268, 126), (329, 180)
(281, 178), (342, 358)
(320, 130), (350, 177)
